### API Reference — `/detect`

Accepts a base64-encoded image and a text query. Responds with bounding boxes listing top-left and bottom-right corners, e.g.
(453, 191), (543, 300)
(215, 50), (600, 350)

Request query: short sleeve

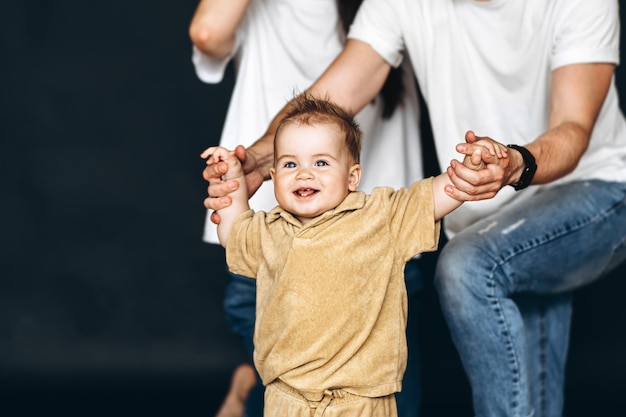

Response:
(551, 0), (620, 70)
(191, 45), (232, 84)
(386, 178), (440, 260)
(347, 0), (406, 68)
(225, 210), (261, 278)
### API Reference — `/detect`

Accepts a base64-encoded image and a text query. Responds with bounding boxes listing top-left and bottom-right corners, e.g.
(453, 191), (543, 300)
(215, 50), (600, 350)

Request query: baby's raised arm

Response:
(200, 146), (250, 247)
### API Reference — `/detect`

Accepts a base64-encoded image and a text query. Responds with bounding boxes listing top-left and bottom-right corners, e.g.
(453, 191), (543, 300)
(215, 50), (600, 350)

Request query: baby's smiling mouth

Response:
(294, 188), (318, 198)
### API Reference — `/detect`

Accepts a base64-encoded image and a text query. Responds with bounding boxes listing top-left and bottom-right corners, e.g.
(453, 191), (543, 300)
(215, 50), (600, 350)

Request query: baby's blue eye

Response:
(315, 160), (329, 167)
(284, 161), (296, 168)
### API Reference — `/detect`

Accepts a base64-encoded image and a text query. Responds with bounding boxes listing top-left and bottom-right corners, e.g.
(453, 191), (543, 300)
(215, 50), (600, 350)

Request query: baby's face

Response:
(270, 123), (360, 226)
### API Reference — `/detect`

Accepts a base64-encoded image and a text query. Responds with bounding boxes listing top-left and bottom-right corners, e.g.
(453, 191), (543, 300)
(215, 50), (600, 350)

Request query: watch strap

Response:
(507, 144), (537, 191)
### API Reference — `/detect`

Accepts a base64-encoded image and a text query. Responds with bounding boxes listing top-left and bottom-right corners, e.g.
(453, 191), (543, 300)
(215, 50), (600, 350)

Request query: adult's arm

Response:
(524, 62), (614, 184)
(189, 0), (251, 59)
(203, 39), (393, 212)
(447, 62), (614, 199)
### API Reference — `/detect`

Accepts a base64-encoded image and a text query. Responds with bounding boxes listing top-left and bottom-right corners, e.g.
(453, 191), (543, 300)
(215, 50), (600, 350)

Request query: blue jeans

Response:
(224, 259), (424, 417)
(223, 273), (264, 417)
(435, 180), (626, 417)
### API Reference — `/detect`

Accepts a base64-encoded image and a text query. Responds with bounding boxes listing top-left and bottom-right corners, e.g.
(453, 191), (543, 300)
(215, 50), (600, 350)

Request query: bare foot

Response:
(215, 363), (258, 417)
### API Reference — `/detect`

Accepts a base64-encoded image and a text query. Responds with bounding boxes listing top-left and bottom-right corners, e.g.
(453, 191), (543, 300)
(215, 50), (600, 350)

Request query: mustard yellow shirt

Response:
(226, 178), (440, 400)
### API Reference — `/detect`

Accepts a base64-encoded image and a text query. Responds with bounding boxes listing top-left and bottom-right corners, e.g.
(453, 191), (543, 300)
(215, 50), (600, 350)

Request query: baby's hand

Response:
(201, 146), (244, 181)
(458, 139), (508, 171)
(463, 149), (486, 171)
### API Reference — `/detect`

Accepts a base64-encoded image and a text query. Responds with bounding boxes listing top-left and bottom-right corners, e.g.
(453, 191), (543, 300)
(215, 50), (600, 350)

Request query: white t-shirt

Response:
(194, 0), (422, 244)
(349, 0), (626, 236)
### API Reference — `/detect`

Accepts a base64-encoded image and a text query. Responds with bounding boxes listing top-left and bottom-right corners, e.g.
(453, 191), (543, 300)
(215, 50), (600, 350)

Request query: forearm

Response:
(189, 0), (251, 59)
(432, 173), (463, 221)
(522, 122), (590, 185)
(216, 175), (250, 247)
(517, 63), (614, 187)
(247, 39), (390, 181)
(246, 109), (290, 182)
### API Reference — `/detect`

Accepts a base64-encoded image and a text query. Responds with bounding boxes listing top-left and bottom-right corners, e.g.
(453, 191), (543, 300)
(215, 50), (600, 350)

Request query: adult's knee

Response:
(434, 239), (491, 309)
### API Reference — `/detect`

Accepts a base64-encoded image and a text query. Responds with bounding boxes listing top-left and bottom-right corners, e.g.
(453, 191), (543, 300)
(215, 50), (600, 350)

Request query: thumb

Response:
(465, 130), (478, 144)
(210, 210), (222, 225)
(234, 145), (247, 164)
(470, 149), (483, 166)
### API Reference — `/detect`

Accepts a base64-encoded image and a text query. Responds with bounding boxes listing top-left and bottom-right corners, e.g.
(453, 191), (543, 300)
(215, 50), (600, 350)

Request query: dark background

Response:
(1, 1), (625, 416)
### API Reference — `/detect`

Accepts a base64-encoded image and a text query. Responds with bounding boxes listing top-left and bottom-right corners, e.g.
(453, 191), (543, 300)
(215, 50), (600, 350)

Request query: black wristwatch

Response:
(506, 144), (537, 191)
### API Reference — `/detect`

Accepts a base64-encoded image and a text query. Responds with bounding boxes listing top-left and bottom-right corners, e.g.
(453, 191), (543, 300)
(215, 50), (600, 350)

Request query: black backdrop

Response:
(1, 1), (625, 416)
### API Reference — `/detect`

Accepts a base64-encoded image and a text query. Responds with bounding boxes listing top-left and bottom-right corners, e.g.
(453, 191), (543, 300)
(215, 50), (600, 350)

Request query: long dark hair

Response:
(337, 0), (404, 119)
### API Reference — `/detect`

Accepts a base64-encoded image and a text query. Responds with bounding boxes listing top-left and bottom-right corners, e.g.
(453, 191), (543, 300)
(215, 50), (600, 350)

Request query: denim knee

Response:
(434, 240), (484, 306)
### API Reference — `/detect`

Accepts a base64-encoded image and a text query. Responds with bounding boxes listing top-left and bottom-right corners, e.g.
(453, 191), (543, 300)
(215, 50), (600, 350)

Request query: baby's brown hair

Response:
(274, 93), (362, 164)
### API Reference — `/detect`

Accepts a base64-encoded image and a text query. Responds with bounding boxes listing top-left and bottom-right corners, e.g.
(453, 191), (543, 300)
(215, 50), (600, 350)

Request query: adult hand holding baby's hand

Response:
(446, 131), (511, 201)
(201, 145), (265, 222)
(201, 145), (242, 215)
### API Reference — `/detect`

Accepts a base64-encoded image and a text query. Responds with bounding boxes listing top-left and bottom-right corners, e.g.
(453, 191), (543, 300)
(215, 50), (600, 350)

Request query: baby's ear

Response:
(348, 164), (361, 191)
(269, 167), (276, 182)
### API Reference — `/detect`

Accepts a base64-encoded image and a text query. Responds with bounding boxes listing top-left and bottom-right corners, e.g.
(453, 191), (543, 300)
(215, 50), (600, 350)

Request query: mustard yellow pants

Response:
(264, 380), (397, 417)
